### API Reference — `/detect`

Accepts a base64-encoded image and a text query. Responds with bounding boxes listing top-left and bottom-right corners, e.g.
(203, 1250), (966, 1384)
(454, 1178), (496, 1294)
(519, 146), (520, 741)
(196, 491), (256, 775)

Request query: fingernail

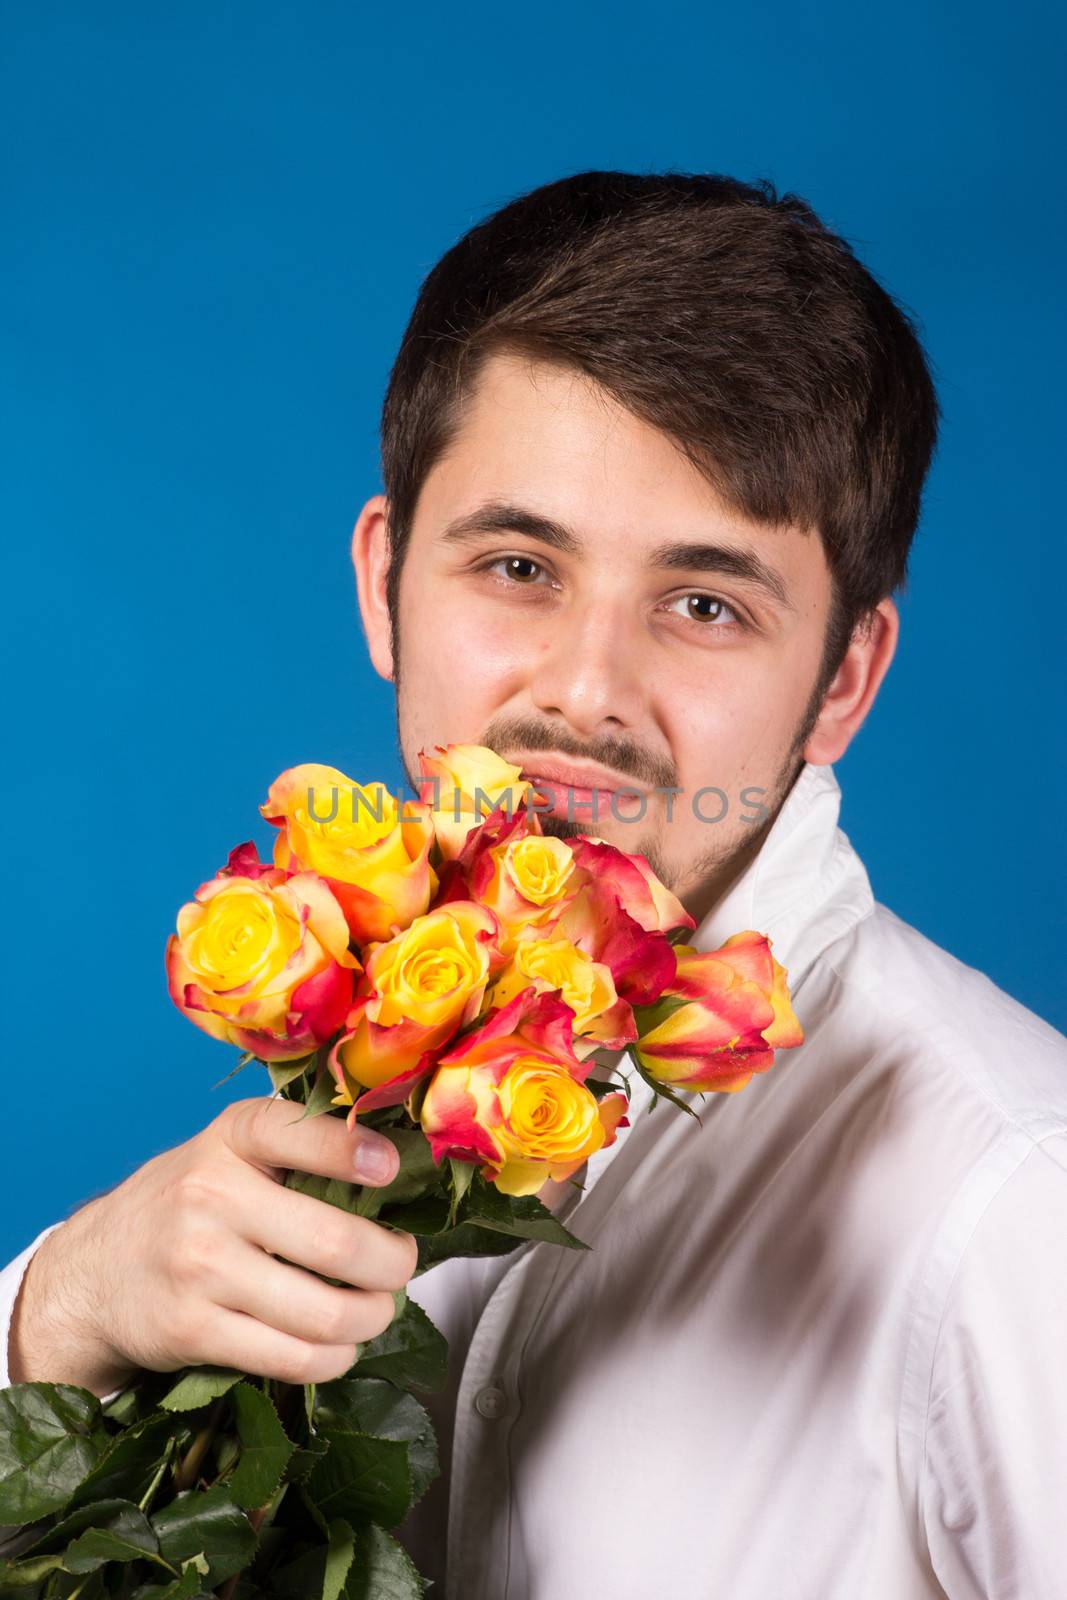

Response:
(353, 1138), (397, 1184)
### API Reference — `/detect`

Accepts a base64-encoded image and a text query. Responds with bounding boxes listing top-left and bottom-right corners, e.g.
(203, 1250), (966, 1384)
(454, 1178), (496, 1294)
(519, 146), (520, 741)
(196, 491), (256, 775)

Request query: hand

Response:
(8, 1097), (418, 1396)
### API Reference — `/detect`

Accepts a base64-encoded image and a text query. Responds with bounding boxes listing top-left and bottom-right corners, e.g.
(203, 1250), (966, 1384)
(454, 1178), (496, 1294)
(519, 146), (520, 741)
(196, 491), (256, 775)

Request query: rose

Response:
(328, 900), (506, 1115)
(476, 831), (585, 952)
(486, 934), (636, 1059)
(500, 834), (696, 1007)
(261, 762), (437, 944)
(562, 835), (695, 938)
(165, 843), (360, 1061)
(633, 930), (803, 1093)
(418, 987), (630, 1196)
(434, 800), (583, 957)
(548, 879), (680, 1008)
(417, 742), (536, 859)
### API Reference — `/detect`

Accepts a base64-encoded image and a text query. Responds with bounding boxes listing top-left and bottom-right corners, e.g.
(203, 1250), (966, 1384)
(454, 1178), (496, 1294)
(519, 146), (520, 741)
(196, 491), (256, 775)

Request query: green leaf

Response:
(282, 1430), (330, 1486)
(323, 1517), (355, 1600)
(464, 1179), (591, 1250)
(447, 1158), (475, 1226)
(345, 1298), (447, 1393)
(0, 1383), (109, 1522)
(586, 1073), (629, 1100)
(159, 1368), (243, 1412)
(213, 1434), (240, 1476)
(631, 992), (691, 1033)
(378, 1196), (451, 1236)
(0, 1500), (174, 1585)
(0, 1549), (70, 1586)
(150, 1487), (256, 1584)
(306, 1430), (411, 1531)
(68, 1412), (182, 1509)
(313, 1379), (438, 1511)
(101, 1386), (142, 1427)
(64, 1515), (173, 1575)
(285, 1170), (361, 1217)
(128, 1567), (215, 1599)
(353, 1183), (385, 1221)
(260, 1536), (327, 1595)
(296, 1068), (343, 1122)
(20, 1495), (164, 1559)
(228, 1384), (295, 1512)
(631, 1057), (704, 1124)
(388, 1178), (589, 1255)
(211, 1050), (256, 1091)
(411, 1218), (524, 1273)
(345, 1521), (428, 1600)
(268, 1058), (313, 1095)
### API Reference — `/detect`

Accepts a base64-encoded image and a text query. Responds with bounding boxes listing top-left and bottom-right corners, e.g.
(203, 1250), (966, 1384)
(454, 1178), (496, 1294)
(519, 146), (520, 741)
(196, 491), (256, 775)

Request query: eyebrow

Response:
(439, 500), (796, 610)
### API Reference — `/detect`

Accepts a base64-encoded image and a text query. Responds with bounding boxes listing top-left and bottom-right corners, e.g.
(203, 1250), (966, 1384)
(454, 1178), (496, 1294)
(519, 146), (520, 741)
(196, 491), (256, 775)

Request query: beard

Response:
(531, 737), (803, 924)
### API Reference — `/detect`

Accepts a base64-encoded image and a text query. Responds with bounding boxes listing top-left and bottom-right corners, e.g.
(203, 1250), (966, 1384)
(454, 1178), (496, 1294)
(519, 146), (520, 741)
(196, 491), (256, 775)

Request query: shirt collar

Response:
(689, 760), (874, 989)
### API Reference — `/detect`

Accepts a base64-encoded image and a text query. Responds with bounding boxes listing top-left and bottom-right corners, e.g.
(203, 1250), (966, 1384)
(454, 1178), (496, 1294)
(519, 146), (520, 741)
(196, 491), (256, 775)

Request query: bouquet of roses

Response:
(0, 744), (803, 1598)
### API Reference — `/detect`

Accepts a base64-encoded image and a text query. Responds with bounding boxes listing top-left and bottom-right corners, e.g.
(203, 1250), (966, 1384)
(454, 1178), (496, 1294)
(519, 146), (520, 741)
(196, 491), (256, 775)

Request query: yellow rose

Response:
(166, 846), (360, 1061)
(369, 901), (503, 1029)
(503, 835), (576, 905)
(417, 985), (630, 1196)
(417, 742), (535, 859)
(329, 900), (506, 1105)
(476, 835), (580, 952)
(488, 934), (619, 1039)
(261, 762), (437, 944)
(493, 1058), (620, 1195)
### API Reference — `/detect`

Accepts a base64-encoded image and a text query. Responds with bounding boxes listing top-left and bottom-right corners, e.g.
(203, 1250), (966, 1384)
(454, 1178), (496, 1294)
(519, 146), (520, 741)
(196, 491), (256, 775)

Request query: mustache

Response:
(480, 714), (678, 792)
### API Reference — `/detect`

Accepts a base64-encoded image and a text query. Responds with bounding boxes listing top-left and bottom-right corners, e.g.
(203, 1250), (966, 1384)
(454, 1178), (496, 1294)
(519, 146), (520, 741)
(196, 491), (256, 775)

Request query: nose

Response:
(527, 590), (645, 737)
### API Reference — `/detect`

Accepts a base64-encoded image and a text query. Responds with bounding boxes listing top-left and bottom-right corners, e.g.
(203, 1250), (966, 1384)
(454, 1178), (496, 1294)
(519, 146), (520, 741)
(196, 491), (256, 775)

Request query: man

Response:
(3, 171), (1065, 1598)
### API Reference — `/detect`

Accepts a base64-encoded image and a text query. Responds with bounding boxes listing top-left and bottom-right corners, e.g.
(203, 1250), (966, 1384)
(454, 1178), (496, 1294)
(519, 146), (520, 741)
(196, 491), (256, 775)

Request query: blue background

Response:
(3, 2), (1065, 1263)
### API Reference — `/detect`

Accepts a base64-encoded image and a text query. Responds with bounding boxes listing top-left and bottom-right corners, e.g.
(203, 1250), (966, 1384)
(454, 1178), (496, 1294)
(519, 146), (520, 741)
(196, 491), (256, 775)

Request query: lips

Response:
(518, 761), (647, 821)
(524, 775), (613, 820)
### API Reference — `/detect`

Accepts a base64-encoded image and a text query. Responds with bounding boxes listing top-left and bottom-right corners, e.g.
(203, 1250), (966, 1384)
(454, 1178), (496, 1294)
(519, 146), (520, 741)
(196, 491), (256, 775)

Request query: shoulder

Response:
(807, 899), (1067, 1138)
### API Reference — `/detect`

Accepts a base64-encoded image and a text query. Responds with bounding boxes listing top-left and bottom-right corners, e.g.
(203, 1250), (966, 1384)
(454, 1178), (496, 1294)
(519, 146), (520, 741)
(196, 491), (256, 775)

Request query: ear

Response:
(802, 596), (899, 764)
(351, 493), (395, 682)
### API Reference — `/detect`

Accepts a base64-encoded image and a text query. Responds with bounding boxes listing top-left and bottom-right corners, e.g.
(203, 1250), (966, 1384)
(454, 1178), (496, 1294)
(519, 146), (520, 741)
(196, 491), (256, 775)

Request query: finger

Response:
(213, 1236), (397, 1349)
(221, 1096), (400, 1187)
(199, 1302), (363, 1387)
(227, 1162), (418, 1291)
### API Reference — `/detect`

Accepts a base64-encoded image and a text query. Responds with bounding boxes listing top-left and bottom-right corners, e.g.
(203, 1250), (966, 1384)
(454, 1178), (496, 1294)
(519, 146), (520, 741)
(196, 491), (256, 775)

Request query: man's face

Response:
(360, 351), (844, 926)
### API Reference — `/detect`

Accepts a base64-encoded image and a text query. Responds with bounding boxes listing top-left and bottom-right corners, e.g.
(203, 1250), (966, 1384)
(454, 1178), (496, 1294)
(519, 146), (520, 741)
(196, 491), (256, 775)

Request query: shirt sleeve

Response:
(0, 1222), (67, 1389)
(920, 1132), (1067, 1599)
(0, 1222), (124, 1405)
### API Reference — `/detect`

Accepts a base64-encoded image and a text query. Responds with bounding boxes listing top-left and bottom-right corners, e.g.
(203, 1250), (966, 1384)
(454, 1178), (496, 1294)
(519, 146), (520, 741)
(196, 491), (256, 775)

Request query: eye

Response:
(479, 554), (553, 586)
(663, 592), (746, 630)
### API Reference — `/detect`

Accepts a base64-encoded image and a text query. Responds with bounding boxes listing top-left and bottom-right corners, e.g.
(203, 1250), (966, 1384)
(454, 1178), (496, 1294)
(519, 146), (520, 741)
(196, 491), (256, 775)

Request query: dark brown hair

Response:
(379, 169), (939, 699)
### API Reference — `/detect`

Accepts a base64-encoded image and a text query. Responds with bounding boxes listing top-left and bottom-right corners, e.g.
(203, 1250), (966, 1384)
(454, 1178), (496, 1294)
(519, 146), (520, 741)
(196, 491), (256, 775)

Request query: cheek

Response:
(397, 591), (528, 746)
(666, 662), (803, 807)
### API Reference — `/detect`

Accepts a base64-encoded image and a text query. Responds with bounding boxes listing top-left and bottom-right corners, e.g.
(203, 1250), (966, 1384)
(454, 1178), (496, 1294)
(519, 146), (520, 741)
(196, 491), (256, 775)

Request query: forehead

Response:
(411, 349), (829, 595)
(419, 349), (715, 526)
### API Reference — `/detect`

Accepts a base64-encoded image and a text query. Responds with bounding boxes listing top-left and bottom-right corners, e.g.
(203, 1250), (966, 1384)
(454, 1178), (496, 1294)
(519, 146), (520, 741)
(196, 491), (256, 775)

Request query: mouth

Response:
(515, 757), (648, 821)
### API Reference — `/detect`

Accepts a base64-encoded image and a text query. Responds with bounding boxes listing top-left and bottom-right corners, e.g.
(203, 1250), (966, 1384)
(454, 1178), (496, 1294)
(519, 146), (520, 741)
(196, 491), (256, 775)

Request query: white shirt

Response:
(3, 760), (1066, 1598)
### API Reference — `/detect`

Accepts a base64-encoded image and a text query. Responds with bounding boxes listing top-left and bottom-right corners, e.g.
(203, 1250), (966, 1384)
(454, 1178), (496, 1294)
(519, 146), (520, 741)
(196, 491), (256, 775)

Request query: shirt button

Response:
(475, 1385), (507, 1419)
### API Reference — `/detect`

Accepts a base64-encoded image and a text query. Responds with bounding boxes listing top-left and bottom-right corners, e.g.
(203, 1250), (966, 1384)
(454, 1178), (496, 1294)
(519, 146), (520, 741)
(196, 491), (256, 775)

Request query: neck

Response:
(678, 816), (770, 930)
